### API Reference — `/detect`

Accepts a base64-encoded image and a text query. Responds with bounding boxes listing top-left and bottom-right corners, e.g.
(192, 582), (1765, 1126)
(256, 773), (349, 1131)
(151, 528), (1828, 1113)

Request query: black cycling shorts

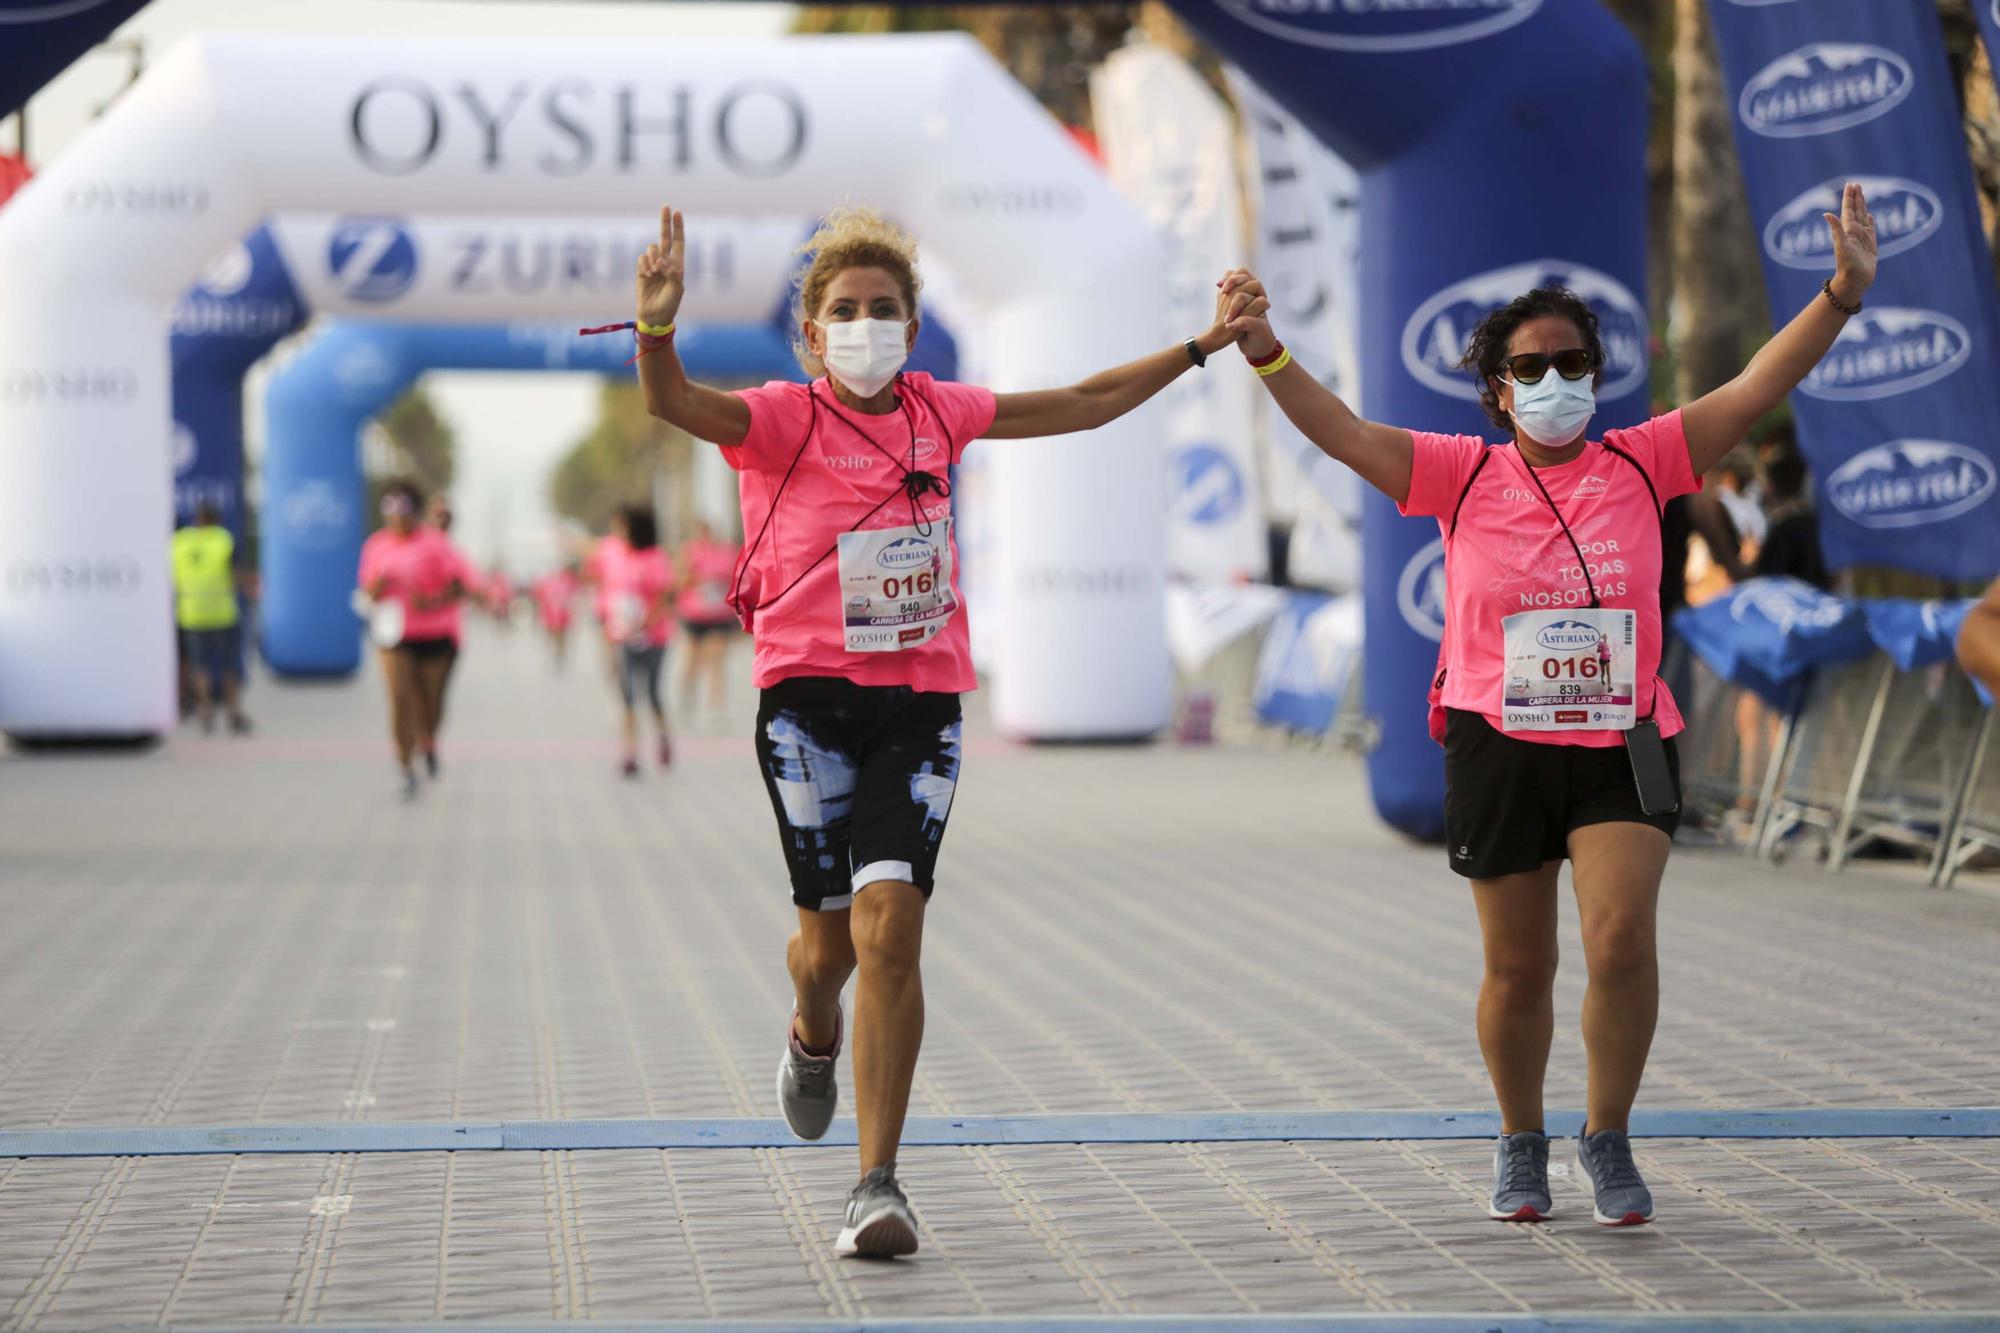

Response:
(1443, 707), (1679, 880)
(754, 676), (964, 910)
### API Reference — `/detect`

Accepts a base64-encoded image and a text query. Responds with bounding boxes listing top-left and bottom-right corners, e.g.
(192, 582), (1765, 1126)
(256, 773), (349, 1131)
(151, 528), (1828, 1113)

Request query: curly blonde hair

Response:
(790, 206), (923, 376)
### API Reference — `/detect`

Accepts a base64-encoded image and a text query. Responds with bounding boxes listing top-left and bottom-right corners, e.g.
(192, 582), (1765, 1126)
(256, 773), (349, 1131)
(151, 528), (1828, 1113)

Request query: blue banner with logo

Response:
(169, 227), (307, 538)
(1168, 0), (1650, 839)
(1672, 577), (1875, 709)
(1861, 597), (1975, 672)
(1252, 590), (1362, 734)
(1708, 0), (2000, 582)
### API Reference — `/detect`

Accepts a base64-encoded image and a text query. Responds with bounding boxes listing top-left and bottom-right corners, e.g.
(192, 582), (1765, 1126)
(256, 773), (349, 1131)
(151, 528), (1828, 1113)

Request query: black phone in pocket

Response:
(1624, 720), (1679, 817)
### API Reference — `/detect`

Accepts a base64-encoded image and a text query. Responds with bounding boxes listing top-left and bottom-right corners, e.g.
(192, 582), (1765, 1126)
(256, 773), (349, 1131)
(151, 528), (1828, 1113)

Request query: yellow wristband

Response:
(1253, 347), (1292, 378)
(635, 319), (675, 338)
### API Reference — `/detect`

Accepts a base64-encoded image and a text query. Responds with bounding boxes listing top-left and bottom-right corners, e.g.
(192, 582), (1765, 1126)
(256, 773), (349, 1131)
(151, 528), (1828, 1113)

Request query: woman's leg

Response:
(413, 652), (452, 755)
(703, 633), (729, 712)
(380, 648), (420, 769)
(1566, 821), (1670, 1133)
(1469, 862), (1563, 1134)
(615, 647), (640, 768)
(788, 906), (857, 1050)
(848, 879), (926, 1175)
(645, 645), (669, 736)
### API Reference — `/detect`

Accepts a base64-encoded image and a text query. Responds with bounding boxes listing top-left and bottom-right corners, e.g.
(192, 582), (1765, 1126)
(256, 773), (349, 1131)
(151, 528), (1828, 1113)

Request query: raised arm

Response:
(983, 280), (1269, 439)
(634, 207), (753, 447)
(1219, 270), (1415, 505)
(1681, 182), (1879, 475)
(1958, 576), (2000, 700)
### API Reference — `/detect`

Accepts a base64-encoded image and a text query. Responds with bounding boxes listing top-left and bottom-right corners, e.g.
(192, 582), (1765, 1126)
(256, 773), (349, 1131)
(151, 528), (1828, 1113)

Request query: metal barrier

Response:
(1933, 708), (1999, 888)
(1674, 650), (1786, 842)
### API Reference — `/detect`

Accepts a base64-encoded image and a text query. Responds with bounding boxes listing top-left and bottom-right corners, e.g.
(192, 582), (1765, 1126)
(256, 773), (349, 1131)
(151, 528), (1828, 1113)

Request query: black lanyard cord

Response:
(1516, 449), (1600, 610)
(728, 376), (952, 621)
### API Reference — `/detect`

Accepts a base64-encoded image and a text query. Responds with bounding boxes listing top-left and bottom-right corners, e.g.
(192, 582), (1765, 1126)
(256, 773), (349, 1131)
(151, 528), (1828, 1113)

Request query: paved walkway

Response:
(3, 625), (1999, 1327)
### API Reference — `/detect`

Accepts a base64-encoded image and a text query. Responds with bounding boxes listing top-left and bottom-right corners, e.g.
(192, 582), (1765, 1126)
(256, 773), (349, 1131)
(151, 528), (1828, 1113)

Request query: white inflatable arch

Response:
(0, 33), (1168, 739)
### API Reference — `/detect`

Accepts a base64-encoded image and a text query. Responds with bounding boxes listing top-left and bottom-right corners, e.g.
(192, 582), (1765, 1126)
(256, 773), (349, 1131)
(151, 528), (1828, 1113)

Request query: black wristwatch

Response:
(1184, 337), (1206, 368)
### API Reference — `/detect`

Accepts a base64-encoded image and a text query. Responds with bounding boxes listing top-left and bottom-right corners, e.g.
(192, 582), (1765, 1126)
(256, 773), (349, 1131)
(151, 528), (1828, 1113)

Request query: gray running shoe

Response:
(835, 1166), (918, 1259)
(1488, 1129), (1552, 1222)
(1577, 1128), (1655, 1226)
(774, 1005), (841, 1141)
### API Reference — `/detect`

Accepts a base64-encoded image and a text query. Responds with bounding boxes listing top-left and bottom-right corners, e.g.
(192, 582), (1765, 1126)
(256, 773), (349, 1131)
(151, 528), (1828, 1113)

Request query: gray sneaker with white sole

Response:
(774, 1005), (841, 1141)
(1576, 1127), (1655, 1226)
(1488, 1129), (1552, 1222)
(836, 1166), (919, 1258)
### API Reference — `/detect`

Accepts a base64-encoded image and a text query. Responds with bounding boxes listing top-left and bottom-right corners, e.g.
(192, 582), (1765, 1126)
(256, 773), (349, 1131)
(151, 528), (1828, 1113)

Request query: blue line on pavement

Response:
(4, 1107), (1997, 1159)
(104, 1315), (2000, 1331)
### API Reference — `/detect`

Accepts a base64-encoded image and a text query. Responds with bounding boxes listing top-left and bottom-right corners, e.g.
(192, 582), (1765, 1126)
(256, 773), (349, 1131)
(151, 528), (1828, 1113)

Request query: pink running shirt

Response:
(1398, 410), (1701, 748)
(598, 543), (676, 648)
(677, 537), (741, 624)
(585, 535), (629, 625)
(722, 373), (997, 692)
(357, 528), (473, 645)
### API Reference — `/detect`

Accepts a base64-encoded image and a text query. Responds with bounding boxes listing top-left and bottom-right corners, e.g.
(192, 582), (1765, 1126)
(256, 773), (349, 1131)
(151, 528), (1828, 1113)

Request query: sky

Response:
(18, 0), (795, 571)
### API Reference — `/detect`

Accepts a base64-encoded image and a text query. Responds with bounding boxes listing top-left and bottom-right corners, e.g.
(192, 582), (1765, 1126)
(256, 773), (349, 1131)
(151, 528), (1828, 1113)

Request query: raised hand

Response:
(636, 205), (687, 328)
(1823, 181), (1878, 304)
(1217, 268), (1277, 360)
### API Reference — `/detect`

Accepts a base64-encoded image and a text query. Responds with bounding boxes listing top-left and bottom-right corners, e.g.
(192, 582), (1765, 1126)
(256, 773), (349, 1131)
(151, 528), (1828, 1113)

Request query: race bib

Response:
(1499, 607), (1637, 731)
(369, 599), (405, 649)
(610, 593), (647, 646)
(836, 519), (956, 653)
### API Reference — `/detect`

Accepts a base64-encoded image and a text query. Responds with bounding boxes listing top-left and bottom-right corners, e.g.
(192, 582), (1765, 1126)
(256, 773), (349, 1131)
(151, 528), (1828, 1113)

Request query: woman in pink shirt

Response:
(1222, 183), (1880, 1229)
(599, 505), (676, 777)
(357, 480), (473, 801)
(632, 203), (1264, 1258)
(675, 517), (741, 724)
(533, 566), (579, 671)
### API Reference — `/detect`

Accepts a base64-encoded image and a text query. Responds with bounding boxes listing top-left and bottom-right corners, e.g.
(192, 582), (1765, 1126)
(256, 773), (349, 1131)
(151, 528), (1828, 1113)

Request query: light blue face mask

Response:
(1509, 371), (1595, 447)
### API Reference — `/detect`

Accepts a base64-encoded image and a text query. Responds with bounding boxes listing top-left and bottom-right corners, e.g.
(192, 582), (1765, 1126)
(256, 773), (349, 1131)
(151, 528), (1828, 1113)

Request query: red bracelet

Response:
(1247, 340), (1287, 369)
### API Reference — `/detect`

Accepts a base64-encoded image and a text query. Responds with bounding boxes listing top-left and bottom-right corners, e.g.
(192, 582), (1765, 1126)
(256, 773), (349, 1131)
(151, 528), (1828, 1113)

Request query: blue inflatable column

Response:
(169, 229), (306, 537)
(262, 324), (417, 676)
(1164, 3), (1651, 840)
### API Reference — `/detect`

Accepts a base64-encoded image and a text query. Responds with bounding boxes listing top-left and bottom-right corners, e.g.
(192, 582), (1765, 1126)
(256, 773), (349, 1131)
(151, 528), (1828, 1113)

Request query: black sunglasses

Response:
(1501, 349), (1597, 384)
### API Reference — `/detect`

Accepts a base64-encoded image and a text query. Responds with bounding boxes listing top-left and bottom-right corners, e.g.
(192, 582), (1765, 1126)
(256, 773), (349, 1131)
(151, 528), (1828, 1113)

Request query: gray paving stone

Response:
(3, 626), (1999, 1324)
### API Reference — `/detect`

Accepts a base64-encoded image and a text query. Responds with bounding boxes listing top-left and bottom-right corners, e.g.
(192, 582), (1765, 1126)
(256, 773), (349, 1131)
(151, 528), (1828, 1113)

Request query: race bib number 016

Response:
(1499, 607), (1637, 731)
(837, 518), (957, 654)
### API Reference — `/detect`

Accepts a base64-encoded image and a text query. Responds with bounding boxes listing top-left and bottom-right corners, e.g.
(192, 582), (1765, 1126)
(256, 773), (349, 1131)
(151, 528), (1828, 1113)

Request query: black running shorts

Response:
(754, 676), (964, 910)
(1443, 707), (1679, 880)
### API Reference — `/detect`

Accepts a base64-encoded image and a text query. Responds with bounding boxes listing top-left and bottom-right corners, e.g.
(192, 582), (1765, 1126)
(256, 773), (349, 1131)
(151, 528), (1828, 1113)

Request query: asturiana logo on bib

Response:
(876, 538), (935, 570)
(1212, 0), (1540, 53)
(1763, 176), (1940, 270)
(1799, 308), (1971, 402)
(1402, 260), (1646, 405)
(1396, 537), (1447, 642)
(1535, 619), (1602, 652)
(1827, 441), (1997, 530)
(1739, 44), (1912, 138)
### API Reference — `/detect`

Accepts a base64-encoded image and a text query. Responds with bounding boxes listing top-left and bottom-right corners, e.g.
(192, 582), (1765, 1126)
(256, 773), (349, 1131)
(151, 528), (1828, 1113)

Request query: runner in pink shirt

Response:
(358, 481), (473, 800)
(423, 494), (476, 768)
(532, 566), (579, 671)
(674, 518), (740, 726)
(1220, 181), (1881, 1228)
(632, 203), (1267, 1257)
(598, 505), (677, 777)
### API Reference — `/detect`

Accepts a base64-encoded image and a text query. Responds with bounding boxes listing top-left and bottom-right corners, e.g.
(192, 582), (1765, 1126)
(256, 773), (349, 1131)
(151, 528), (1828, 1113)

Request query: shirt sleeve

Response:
(923, 379), (999, 462)
(1602, 410), (1701, 505)
(356, 534), (381, 587)
(1396, 431), (1488, 521)
(721, 381), (810, 474)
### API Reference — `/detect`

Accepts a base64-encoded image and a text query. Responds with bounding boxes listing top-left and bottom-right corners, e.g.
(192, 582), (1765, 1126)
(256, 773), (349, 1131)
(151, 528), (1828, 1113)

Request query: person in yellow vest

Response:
(170, 501), (252, 735)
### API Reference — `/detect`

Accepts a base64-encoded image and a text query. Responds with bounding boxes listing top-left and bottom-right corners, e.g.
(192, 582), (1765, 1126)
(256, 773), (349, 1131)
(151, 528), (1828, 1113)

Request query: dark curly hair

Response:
(1456, 286), (1604, 433)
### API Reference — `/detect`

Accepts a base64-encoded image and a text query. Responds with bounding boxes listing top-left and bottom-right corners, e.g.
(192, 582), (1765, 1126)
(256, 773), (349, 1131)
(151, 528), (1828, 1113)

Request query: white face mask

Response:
(1508, 370), (1595, 447)
(815, 317), (910, 398)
